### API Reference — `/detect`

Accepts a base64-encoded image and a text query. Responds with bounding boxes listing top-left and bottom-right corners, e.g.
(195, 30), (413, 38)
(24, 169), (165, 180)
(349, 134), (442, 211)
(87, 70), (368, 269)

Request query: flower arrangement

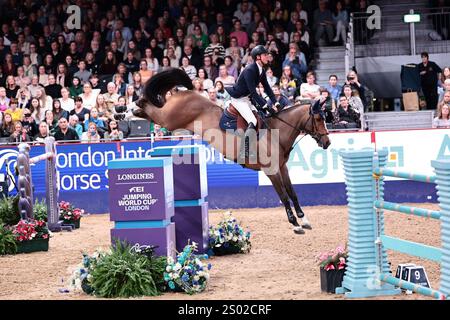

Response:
(59, 201), (84, 221)
(68, 241), (166, 298)
(316, 245), (348, 271)
(164, 242), (211, 295)
(69, 250), (107, 295)
(208, 212), (251, 255)
(13, 219), (50, 242)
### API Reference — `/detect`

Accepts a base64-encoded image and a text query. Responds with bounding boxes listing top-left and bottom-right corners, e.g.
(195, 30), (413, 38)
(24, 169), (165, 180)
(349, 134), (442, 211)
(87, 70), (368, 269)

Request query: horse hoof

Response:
(293, 226), (305, 235)
(302, 223), (312, 230)
(301, 217), (312, 230)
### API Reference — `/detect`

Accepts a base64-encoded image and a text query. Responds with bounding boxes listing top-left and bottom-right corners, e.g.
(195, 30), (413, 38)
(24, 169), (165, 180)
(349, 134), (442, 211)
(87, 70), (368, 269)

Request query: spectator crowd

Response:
(1, 0), (448, 143)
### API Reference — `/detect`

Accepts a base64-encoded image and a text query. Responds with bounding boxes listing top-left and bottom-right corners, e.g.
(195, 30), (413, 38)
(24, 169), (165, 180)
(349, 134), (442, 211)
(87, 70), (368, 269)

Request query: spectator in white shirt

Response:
(180, 56), (197, 80)
(59, 87), (75, 112)
(79, 82), (100, 110)
(299, 72), (320, 103)
(215, 65), (235, 88)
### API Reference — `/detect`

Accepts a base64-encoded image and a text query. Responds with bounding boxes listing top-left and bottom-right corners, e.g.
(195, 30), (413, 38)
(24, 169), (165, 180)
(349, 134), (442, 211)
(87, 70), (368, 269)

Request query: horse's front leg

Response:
(280, 164), (312, 230)
(267, 172), (304, 235)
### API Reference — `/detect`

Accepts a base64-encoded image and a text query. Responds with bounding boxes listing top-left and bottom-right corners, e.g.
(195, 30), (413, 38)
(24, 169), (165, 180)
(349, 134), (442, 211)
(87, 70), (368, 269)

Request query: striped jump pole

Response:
(373, 168), (436, 184)
(374, 201), (441, 220)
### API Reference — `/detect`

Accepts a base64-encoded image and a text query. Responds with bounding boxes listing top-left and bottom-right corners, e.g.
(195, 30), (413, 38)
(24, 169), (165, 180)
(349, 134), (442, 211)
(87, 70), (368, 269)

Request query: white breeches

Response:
(231, 97), (257, 127)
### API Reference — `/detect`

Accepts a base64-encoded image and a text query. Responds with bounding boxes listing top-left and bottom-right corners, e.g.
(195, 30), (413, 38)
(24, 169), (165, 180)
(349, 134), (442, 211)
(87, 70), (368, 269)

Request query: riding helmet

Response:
(251, 45), (269, 60)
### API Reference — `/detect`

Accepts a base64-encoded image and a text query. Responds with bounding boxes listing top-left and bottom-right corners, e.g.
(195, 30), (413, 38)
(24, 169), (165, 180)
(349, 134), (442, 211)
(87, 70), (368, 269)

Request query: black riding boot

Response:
(239, 123), (257, 162)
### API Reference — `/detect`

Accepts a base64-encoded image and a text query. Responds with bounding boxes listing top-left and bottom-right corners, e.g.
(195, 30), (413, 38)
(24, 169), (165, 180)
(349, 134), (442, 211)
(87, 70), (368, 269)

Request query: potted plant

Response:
(13, 219), (50, 253)
(316, 245), (348, 294)
(69, 241), (167, 298)
(0, 223), (17, 255)
(59, 201), (84, 229)
(164, 242), (211, 295)
(208, 212), (251, 256)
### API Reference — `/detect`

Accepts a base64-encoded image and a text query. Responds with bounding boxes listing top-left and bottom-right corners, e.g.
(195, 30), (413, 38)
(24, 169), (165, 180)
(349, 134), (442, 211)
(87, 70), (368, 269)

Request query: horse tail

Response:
(143, 68), (194, 107)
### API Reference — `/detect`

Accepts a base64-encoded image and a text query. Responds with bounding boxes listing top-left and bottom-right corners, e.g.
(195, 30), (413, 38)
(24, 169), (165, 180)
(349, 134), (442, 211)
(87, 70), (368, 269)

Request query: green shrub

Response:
(89, 241), (166, 298)
(33, 199), (47, 222)
(0, 224), (17, 255)
(0, 195), (20, 226)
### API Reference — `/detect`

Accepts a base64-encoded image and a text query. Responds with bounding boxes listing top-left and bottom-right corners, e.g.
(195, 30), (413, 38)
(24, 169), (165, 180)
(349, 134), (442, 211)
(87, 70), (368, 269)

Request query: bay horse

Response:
(134, 68), (331, 234)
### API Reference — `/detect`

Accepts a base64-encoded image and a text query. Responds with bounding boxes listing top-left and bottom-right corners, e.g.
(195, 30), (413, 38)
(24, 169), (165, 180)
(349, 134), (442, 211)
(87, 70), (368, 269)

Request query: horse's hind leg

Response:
(280, 164), (312, 230)
(267, 172), (304, 234)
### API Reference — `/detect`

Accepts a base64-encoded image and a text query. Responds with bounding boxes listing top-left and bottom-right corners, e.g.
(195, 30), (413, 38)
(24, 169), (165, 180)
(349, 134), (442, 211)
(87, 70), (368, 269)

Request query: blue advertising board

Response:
(1, 129), (445, 213)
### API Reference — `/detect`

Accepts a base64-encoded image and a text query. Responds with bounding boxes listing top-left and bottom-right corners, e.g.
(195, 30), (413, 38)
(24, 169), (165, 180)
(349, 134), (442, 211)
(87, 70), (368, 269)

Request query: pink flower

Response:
(325, 264), (335, 271)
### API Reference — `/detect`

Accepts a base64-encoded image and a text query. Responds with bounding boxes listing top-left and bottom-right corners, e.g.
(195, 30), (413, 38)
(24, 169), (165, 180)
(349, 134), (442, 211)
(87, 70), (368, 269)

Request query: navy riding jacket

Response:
(225, 62), (277, 109)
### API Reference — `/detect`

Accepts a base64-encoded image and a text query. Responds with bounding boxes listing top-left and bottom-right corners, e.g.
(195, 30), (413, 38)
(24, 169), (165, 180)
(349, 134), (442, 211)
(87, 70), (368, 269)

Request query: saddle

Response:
(219, 103), (265, 133)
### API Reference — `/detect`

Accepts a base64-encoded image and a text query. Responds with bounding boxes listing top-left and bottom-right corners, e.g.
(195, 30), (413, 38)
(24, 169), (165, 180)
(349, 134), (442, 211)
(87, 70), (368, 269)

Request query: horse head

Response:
(307, 100), (331, 149)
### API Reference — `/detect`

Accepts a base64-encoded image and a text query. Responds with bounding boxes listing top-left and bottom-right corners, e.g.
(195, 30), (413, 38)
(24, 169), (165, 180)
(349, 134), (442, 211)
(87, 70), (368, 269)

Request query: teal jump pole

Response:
(379, 274), (446, 300)
(373, 168), (436, 184)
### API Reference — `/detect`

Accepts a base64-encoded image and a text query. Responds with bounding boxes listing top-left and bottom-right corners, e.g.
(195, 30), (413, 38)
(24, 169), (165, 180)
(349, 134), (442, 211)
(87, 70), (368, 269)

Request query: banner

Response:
(1, 129), (448, 212)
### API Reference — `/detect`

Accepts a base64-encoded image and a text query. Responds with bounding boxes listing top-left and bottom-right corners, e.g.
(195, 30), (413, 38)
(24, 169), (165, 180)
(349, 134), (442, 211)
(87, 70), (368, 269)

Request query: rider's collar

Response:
(256, 61), (263, 75)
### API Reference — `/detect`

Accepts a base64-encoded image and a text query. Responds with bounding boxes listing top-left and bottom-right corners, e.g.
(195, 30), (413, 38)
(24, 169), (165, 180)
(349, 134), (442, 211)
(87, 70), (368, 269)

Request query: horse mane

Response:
(277, 102), (309, 115)
(143, 68), (194, 107)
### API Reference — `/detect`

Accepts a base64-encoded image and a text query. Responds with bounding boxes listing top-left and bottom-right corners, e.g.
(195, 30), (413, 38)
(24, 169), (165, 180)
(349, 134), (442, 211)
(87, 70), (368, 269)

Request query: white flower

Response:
(174, 263), (182, 271)
(167, 257), (174, 265)
(166, 265), (172, 272)
(232, 236), (238, 242)
(194, 275), (200, 281)
(173, 273), (180, 279)
(74, 278), (82, 290)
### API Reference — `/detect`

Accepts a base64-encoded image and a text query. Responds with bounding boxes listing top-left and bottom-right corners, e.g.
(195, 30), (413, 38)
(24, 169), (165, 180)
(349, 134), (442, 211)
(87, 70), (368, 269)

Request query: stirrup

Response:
(244, 124), (257, 161)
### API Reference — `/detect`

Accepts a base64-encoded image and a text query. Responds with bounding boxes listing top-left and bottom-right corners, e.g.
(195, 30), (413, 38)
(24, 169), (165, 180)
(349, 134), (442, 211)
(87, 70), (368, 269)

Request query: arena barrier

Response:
(108, 144), (209, 257)
(17, 137), (65, 231)
(336, 149), (450, 299)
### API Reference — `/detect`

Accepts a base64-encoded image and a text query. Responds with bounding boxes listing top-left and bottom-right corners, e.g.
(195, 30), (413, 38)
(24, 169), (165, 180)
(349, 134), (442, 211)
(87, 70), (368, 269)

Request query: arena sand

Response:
(0, 204), (441, 300)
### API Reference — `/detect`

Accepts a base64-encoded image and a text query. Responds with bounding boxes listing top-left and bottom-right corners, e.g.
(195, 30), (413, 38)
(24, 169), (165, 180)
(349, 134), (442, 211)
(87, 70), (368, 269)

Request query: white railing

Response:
(345, 14), (355, 75)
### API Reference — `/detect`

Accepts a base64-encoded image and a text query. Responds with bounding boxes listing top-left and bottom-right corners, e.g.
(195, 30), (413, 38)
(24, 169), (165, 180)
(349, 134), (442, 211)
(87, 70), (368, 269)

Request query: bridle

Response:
(271, 104), (328, 149)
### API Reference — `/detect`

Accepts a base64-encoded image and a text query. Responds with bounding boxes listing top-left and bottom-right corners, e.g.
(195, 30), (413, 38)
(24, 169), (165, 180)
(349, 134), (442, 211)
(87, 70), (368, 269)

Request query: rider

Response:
(226, 45), (280, 160)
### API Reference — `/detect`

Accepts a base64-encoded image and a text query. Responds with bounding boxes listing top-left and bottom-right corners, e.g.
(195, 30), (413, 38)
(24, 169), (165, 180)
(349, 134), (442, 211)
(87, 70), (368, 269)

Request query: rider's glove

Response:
(261, 104), (273, 117)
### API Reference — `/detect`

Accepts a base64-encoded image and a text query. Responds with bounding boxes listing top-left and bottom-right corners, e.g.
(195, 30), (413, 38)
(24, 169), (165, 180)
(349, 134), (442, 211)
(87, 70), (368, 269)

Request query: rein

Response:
(270, 105), (326, 151)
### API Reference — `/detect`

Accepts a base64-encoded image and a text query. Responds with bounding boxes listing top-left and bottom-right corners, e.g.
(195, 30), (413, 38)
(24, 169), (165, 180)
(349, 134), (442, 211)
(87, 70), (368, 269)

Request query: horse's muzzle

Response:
(321, 137), (331, 150)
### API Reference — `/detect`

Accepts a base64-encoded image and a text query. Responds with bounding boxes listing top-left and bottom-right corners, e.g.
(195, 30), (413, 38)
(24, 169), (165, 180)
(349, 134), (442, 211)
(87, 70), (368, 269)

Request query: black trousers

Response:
(423, 88), (439, 110)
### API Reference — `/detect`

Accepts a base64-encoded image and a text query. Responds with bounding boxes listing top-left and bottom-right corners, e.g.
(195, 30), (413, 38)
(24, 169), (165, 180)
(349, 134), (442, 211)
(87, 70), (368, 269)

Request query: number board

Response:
(395, 263), (416, 280)
(402, 265), (431, 289)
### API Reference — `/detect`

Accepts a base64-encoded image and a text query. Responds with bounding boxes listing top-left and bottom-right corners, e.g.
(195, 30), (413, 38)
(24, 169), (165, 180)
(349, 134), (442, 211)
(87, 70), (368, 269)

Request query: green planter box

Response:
(62, 219), (81, 229)
(16, 238), (49, 254)
(320, 267), (345, 293)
